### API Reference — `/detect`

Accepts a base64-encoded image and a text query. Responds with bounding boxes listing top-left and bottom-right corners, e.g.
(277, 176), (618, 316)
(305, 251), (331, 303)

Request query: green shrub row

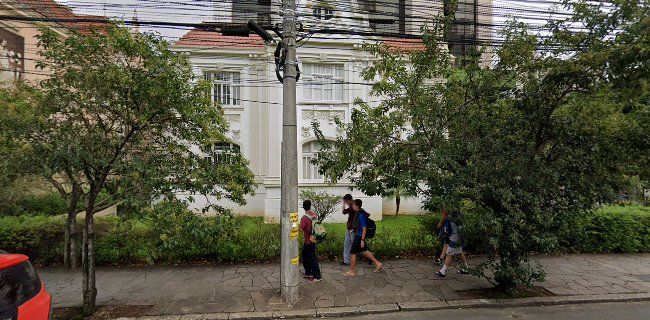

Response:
(420, 205), (650, 255)
(1, 205), (648, 266)
(0, 201), (435, 266)
(0, 193), (67, 217)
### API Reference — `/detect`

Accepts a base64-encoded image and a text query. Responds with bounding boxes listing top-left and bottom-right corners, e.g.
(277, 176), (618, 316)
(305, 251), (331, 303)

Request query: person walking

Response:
(300, 200), (321, 284)
(344, 199), (382, 277)
(342, 194), (355, 266)
(435, 209), (469, 277)
(435, 208), (449, 265)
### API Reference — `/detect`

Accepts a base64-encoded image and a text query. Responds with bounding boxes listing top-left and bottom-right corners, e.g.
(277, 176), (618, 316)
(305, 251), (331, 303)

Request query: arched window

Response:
(302, 141), (324, 181)
(205, 143), (240, 164)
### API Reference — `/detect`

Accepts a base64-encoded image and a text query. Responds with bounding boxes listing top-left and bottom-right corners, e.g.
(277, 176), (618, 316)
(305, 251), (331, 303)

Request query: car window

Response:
(0, 261), (41, 312)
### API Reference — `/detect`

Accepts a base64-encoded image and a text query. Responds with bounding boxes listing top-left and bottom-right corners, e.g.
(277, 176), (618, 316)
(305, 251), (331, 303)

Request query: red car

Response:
(0, 253), (52, 320)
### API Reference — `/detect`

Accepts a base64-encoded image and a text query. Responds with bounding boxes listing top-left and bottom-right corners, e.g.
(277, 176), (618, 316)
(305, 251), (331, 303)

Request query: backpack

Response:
(365, 216), (377, 239)
(308, 214), (327, 243)
(357, 210), (377, 239)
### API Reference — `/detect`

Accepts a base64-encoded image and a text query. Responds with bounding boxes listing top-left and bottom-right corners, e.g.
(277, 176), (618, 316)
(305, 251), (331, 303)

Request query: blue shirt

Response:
(355, 210), (368, 237)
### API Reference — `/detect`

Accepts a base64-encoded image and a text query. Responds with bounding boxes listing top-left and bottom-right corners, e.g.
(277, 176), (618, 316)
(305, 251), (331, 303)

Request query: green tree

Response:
(315, 1), (648, 292)
(27, 23), (255, 315)
(0, 83), (85, 269)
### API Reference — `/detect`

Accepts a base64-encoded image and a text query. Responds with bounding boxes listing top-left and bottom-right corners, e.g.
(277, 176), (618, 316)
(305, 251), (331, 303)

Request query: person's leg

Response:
(346, 253), (357, 275)
(308, 244), (321, 280)
(360, 251), (383, 271)
(436, 254), (454, 276)
(459, 252), (468, 265)
(343, 231), (352, 264)
(457, 252), (469, 274)
(302, 245), (312, 277)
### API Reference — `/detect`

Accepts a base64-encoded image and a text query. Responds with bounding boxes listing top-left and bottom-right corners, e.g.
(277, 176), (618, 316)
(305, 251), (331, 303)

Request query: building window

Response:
(445, 0), (477, 65)
(313, 7), (334, 20)
(204, 143), (240, 164)
(302, 141), (324, 181)
(302, 64), (344, 102)
(205, 72), (241, 106)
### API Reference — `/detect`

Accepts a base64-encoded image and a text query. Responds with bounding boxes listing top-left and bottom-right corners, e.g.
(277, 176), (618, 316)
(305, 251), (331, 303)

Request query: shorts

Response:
(351, 236), (368, 254)
(446, 244), (463, 256)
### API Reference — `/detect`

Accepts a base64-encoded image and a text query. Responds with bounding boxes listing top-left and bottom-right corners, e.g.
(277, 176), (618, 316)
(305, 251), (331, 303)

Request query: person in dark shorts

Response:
(344, 199), (383, 277)
(300, 200), (321, 284)
(342, 194), (355, 265)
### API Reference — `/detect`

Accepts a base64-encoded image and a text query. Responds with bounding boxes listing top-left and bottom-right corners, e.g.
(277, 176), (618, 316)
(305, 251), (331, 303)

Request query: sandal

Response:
(343, 272), (356, 277)
(374, 264), (384, 273)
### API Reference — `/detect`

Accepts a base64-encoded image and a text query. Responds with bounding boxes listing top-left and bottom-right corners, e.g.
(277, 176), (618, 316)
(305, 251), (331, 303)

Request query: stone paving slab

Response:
(39, 254), (650, 317)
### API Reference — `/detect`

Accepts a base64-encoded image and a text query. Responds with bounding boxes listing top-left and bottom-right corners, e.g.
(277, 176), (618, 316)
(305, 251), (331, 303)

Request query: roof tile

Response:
(176, 28), (265, 48)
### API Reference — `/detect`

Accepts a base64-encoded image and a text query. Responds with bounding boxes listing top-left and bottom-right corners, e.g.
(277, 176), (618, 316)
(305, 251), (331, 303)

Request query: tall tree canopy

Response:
(315, 0), (649, 291)
(1, 23), (255, 315)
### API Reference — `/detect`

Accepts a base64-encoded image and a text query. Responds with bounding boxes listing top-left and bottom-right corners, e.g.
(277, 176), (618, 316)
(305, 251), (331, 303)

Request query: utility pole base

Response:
(281, 285), (299, 304)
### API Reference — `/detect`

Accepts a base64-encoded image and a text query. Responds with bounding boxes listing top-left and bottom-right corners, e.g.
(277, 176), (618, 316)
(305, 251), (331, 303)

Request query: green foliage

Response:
(568, 205), (650, 254)
(0, 215), (66, 264)
(420, 205), (650, 256)
(299, 189), (340, 222)
(14, 193), (67, 216)
(146, 200), (236, 260)
(313, 1), (649, 292)
(1, 207), (647, 266)
(0, 214), (436, 265)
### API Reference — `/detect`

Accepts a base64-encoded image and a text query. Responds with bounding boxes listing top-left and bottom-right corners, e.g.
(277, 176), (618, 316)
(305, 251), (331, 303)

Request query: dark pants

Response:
(302, 243), (321, 280)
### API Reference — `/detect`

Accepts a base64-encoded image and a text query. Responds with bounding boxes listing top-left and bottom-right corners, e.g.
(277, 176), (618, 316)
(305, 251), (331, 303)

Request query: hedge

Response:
(0, 212), (435, 266)
(1, 205), (648, 266)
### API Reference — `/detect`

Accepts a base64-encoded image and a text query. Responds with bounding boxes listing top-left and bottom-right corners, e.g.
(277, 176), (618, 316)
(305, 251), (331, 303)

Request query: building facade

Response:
(173, 0), (491, 223)
(0, 0), (107, 84)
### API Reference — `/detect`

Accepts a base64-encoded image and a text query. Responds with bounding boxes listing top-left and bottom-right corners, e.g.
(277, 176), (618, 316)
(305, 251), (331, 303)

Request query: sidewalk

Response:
(39, 254), (650, 317)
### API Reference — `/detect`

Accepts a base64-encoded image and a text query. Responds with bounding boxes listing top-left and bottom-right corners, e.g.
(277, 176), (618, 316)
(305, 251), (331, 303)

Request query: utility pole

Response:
(279, 0), (299, 304)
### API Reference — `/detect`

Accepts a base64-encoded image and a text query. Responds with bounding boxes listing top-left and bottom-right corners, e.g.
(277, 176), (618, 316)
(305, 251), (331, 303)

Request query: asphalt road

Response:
(336, 302), (650, 320)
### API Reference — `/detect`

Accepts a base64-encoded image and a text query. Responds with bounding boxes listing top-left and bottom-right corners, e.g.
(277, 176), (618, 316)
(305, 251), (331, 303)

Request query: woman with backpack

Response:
(300, 200), (321, 284)
(344, 199), (383, 277)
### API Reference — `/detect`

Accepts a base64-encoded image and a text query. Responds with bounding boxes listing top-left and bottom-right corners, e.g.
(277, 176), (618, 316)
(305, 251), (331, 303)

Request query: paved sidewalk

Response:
(39, 254), (650, 316)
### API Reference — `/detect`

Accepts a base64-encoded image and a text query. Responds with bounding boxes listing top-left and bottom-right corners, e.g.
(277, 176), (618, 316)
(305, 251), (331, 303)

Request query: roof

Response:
(0, 254), (29, 269)
(175, 26), (426, 53)
(15, 0), (108, 33)
(175, 28), (265, 48)
(382, 37), (427, 53)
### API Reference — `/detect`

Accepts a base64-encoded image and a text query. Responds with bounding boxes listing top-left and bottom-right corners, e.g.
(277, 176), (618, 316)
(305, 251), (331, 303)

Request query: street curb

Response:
(122, 292), (650, 320)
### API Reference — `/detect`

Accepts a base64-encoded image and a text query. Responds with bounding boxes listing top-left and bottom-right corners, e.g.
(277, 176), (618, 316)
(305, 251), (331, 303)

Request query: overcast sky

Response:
(54, 0), (563, 41)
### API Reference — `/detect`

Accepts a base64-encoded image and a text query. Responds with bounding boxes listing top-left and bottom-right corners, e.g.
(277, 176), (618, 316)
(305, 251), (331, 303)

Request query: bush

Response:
(569, 205), (650, 253)
(0, 192), (67, 216)
(0, 215), (66, 264)
(1, 205), (647, 266)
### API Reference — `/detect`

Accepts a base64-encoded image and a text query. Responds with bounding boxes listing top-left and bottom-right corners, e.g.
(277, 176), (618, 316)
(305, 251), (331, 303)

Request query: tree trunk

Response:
(64, 186), (81, 269)
(82, 191), (98, 316)
(395, 194), (401, 216)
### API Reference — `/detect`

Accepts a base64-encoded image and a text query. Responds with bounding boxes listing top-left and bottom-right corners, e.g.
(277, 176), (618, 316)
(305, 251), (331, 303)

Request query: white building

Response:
(172, 0), (491, 223)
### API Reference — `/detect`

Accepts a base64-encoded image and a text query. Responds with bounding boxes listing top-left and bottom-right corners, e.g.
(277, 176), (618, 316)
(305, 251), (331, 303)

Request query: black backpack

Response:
(354, 210), (377, 239)
(365, 216), (377, 239)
